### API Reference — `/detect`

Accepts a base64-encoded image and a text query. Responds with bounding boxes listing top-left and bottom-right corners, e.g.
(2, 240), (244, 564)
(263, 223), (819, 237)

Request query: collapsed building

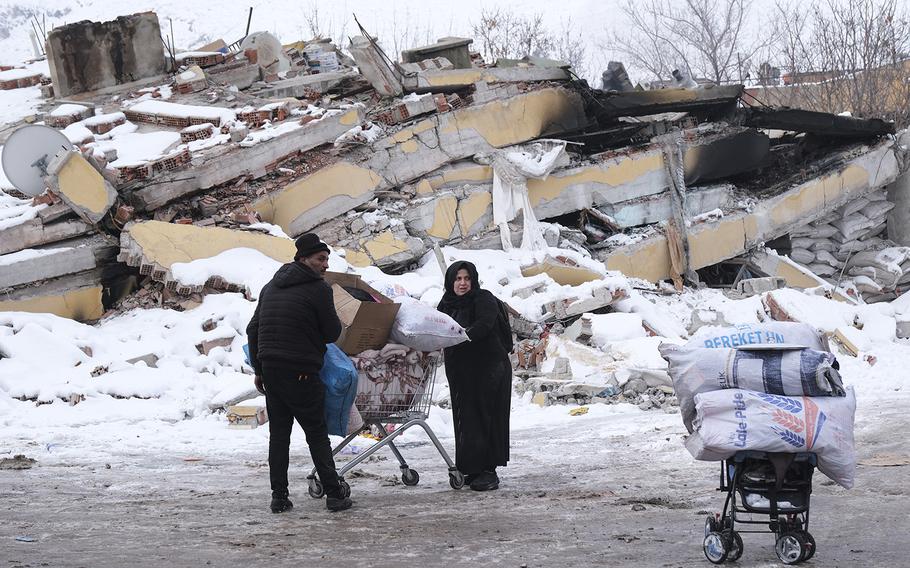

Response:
(2, 11), (910, 328)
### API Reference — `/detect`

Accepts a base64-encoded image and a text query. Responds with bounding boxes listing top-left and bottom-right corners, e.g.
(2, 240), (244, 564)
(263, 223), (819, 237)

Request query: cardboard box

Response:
(226, 405), (268, 429)
(324, 272), (400, 355)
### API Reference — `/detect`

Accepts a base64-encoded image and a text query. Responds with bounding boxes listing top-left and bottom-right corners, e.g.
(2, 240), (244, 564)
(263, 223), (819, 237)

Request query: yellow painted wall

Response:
(458, 191), (492, 234)
(361, 231), (412, 262)
(0, 286), (103, 321)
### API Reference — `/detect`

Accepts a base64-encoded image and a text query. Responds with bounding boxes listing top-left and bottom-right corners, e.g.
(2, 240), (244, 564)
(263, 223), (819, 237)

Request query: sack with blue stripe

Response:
(659, 343), (845, 433)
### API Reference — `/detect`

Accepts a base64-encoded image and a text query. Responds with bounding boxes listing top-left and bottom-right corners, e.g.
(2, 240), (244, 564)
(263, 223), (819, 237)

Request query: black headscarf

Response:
(438, 260), (481, 313)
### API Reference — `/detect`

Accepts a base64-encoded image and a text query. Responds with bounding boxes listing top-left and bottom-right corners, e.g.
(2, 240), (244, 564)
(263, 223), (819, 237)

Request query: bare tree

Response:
(769, 0), (910, 125)
(612, 0), (772, 85)
(471, 9), (554, 63)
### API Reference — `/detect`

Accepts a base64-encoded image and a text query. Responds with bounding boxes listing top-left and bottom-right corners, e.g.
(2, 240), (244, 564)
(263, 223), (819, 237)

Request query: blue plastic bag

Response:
(242, 342), (358, 436)
(319, 344), (359, 436)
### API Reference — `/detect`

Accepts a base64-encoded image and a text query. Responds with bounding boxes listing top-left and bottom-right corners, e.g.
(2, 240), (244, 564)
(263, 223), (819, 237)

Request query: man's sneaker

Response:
(270, 493), (294, 514)
(470, 471), (500, 492)
(326, 495), (353, 512)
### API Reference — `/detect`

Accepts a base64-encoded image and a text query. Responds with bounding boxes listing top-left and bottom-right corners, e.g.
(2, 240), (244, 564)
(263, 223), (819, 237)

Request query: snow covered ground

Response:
(2, 239), (910, 564)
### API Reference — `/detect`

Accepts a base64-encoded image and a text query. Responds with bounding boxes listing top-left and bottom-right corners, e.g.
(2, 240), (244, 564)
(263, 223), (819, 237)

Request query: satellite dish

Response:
(1, 125), (74, 197)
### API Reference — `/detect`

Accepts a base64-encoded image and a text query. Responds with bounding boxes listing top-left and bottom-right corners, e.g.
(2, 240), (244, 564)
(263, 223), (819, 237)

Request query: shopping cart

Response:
(306, 351), (465, 498)
(703, 451), (817, 565)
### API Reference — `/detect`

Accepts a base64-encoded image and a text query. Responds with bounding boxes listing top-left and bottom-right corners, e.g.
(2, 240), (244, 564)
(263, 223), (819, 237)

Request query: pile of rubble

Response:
(2, 10), (909, 356)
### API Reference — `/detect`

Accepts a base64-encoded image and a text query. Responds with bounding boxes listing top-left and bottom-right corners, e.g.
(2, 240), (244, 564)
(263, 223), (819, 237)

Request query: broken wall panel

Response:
(601, 139), (901, 281)
(46, 151), (118, 223)
(402, 66), (570, 92)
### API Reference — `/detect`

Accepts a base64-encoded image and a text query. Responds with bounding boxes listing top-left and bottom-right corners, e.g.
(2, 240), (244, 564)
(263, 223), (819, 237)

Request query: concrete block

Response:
(45, 151), (118, 224)
(46, 12), (167, 97)
(404, 192), (460, 240)
(401, 37), (473, 69)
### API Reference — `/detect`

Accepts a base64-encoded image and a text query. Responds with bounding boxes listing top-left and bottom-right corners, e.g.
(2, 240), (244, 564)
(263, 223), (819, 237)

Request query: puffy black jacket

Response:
(246, 262), (342, 375)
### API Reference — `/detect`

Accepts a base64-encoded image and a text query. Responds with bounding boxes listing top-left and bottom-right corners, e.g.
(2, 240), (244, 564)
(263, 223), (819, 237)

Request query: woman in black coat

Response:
(437, 261), (512, 491)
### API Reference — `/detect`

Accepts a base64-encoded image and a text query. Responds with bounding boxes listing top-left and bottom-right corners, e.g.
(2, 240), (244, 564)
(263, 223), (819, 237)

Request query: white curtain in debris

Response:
(489, 140), (568, 251)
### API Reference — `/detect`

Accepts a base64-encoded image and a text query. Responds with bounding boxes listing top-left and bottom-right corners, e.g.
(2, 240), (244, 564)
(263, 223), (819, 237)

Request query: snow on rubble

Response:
(1, 238), (908, 467)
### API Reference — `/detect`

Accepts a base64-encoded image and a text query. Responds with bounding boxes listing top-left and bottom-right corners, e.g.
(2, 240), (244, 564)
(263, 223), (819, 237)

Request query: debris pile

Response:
(1, 9), (908, 364)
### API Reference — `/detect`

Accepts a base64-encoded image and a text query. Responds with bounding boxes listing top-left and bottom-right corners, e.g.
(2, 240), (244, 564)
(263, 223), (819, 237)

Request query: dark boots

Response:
(326, 495), (353, 512)
(270, 491), (293, 513)
(469, 470), (500, 491)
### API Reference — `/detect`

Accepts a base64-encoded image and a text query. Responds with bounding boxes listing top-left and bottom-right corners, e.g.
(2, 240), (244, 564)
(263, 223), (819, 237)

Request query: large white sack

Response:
(790, 248), (815, 265)
(687, 322), (828, 351)
(660, 343), (845, 432)
(685, 388), (857, 489)
(389, 296), (469, 352)
(792, 223), (838, 238)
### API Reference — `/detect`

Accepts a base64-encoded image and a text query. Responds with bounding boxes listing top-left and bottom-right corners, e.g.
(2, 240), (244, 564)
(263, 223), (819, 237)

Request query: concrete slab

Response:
(0, 235), (118, 289)
(250, 71), (358, 98)
(130, 106), (363, 211)
(0, 218), (95, 256)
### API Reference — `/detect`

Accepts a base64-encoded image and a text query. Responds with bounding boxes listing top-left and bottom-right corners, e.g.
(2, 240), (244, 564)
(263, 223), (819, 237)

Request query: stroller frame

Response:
(703, 450), (817, 565)
(306, 352), (464, 498)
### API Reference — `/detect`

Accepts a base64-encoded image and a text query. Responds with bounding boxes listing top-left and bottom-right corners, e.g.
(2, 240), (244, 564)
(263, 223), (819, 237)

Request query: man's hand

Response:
(254, 375), (266, 395)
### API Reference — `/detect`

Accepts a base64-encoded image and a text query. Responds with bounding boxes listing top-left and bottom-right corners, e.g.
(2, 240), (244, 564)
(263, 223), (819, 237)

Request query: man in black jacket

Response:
(246, 233), (353, 513)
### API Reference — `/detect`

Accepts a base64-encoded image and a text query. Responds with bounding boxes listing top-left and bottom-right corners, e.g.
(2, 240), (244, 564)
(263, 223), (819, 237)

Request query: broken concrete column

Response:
(349, 36), (403, 97)
(130, 106), (364, 211)
(45, 151), (118, 224)
(117, 221), (296, 294)
(601, 139), (901, 282)
(46, 12), (167, 97)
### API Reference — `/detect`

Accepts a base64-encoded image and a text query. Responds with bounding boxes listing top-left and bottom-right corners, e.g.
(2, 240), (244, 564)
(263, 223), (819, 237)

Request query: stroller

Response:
(703, 450), (817, 565)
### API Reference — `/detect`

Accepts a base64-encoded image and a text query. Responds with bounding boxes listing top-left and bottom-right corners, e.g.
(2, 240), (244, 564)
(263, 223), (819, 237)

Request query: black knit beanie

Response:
(294, 233), (330, 261)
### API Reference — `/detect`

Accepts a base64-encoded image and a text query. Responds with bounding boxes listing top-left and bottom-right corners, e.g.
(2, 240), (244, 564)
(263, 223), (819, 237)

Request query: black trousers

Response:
(262, 364), (342, 499)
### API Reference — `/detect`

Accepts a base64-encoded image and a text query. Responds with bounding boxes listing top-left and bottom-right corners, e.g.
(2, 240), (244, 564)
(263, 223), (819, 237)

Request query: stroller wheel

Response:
(449, 471), (465, 490)
(704, 515), (719, 538)
(775, 532), (807, 564)
(703, 532), (729, 564)
(723, 529), (743, 562)
(796, 531), (816, 561)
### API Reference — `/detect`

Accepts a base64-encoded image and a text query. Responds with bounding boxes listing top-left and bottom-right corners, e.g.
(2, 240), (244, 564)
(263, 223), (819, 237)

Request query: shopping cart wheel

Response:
(723, 529), (743, 562)
(775, 532), (807, 565)
(401, 468), (420, 486)
(796, 531), (815, 561)
(339, 479), (351, 499)
(307, 478), (324, 499)
(449, 471), (465, 490)
(703, 532), (729, 564)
